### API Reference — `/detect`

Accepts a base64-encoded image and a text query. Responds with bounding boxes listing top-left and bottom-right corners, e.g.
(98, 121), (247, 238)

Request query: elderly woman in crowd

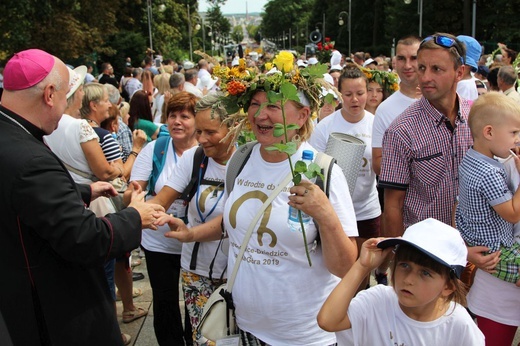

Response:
(128, 91), (200, 345)
(157, 52), (358, 345)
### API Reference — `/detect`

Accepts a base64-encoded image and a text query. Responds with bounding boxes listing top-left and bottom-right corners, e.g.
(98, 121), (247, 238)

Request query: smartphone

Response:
(155, 58), (161, 68)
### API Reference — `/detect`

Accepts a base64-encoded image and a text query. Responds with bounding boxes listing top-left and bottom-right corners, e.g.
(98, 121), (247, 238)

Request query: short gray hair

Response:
(169, 73), (185, 88)
(104, 83), (121, 104)
(498, 65), (517, 86)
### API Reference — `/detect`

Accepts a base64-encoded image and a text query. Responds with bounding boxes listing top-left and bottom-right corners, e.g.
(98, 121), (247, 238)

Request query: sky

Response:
(198, 0), (269, 14)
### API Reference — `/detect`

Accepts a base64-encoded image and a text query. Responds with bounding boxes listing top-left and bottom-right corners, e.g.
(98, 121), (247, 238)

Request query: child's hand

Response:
(358, 238), (394, 271)
(511, 150), (520, 174)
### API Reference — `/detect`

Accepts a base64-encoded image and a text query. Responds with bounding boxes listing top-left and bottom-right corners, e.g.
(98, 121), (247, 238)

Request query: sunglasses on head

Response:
(421, 35), (465, 65)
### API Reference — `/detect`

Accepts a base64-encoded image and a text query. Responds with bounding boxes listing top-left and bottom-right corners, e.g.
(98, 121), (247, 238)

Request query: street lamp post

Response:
(147, 0), (153, 58)
(187, 4), (194, 61)
(338, 9), (351, 56)
(404, 0), (423, 37)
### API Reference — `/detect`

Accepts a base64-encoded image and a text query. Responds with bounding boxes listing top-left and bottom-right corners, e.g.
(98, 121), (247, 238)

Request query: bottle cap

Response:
(302, 150), (314, 161)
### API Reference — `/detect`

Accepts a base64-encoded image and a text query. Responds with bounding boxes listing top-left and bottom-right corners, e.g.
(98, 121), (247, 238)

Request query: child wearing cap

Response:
(456, 91), (520, 286)
(318, 218), (484, 346)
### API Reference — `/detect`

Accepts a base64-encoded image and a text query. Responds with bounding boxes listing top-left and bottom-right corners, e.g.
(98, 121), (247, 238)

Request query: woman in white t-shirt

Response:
(129, 91), (199, 345)
(148, 93), (235, 345)
(310, 64), (382, 291)
(157, 57), (359, 345)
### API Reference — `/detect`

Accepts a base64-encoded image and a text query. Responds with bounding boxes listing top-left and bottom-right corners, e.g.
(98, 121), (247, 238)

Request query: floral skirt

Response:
(181, 269), (225, 346)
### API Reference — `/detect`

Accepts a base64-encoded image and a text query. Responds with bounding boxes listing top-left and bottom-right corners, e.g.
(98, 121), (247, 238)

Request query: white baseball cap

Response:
(363, 58), (378, 67)
(377, 218), (467, 278)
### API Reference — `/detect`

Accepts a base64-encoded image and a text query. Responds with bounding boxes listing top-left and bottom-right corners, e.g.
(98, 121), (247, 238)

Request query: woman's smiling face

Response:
(247, 91), (307, 147)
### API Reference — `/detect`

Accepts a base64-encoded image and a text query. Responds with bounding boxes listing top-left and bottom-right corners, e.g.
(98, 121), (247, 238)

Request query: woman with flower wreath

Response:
(156, 51), (359, 345)
(362, 68), (398, 115)
(310, 63), (382, 292)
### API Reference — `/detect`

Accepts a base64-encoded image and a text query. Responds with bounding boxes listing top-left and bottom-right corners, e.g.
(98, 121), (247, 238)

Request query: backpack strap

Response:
(225, 141), (258, 196)
(179, 146), (209, 204)
(183, 146), (222, 271)
(147, 136), (170, 196)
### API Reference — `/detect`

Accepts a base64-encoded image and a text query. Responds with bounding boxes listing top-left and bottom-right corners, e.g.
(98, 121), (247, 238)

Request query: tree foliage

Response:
(205, 4), (231, 38)
(260, 0), (314, 41)
(1, 0), (520, 68)
(231, 26), (244, 44)
(0, 0), (228, 70)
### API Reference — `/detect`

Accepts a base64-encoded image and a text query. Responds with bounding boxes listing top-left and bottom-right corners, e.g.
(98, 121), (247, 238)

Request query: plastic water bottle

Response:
(288, 150), (315, 232)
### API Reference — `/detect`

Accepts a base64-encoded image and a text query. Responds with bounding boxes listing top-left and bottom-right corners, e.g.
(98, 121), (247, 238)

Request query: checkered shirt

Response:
(379, 96), (473, 228)
(456, 148), (515, 252)
(495, 243), (520, 283)
(117, 118), (132, 162)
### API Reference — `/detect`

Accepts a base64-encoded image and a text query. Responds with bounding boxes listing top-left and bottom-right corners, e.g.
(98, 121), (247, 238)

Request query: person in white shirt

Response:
(184, 68), (203, 98)
(370, 36), (422, 285)
(455, 35), (480, 101)
(372, 35), (421, 176)
(156, 55), (358, 345)
(318, 218), (485, 346)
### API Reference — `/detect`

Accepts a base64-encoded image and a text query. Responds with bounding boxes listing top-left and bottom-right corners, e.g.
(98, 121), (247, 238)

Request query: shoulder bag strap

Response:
(226, 171), (293, 293)
(62, 162), (98, 182)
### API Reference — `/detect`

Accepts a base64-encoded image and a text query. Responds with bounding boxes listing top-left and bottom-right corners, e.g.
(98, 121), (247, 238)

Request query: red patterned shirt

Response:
(379, 96), (473, 228)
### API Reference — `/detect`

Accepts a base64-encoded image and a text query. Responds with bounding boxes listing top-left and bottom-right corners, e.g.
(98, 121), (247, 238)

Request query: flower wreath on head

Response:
(360, 67), (400, 96)
(214, 51), (340, 147)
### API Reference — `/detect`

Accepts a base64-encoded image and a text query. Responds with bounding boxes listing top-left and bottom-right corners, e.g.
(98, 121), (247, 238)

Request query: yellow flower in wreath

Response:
(273, 51), (294, 73)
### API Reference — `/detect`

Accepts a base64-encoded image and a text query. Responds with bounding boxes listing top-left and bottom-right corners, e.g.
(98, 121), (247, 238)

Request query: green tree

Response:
(231, 25), (244, 44)
(261, 0), (314, 44)
(205, 4), (231, 38)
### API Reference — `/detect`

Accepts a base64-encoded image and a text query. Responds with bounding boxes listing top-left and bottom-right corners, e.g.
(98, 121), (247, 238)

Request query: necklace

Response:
(86, 118), (100, 127)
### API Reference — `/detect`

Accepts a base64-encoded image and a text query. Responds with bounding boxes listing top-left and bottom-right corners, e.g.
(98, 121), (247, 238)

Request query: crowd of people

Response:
(0, 31), (519, 346)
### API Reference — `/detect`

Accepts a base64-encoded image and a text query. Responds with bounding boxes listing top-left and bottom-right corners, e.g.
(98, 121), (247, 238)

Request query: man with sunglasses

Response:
(379, 33), (473, 238)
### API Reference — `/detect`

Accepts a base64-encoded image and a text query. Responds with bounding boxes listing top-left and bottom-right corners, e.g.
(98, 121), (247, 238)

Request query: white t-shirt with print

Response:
(372, 90), (417, 148)
(337, 285), (484, 346)
(310, 110), (381, 221)
(223, 142), (358, 346)
(130, 138), (185, 254)
(166, 145), (228, 279)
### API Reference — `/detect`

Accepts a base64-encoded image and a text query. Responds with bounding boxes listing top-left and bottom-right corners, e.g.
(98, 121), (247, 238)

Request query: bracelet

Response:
(130, 151), (139, 157)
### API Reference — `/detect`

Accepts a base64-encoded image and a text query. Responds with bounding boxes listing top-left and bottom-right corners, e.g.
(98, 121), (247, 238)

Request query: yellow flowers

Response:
(273, 51), (294, 73)
(238, 58), (246, 71)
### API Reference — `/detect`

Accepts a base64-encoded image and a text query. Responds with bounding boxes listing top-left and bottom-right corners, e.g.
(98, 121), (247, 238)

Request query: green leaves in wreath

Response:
(280, 82), (299, 103)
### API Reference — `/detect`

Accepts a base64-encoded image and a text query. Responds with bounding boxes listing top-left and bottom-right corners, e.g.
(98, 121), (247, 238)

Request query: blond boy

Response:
(456, 92), (520, 285)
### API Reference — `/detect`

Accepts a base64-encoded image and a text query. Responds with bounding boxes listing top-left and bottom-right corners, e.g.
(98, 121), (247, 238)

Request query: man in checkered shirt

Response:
(379, 33), (472, 237)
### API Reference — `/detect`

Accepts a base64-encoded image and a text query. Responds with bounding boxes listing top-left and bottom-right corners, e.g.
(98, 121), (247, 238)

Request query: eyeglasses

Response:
(421, 35), (465, 65)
